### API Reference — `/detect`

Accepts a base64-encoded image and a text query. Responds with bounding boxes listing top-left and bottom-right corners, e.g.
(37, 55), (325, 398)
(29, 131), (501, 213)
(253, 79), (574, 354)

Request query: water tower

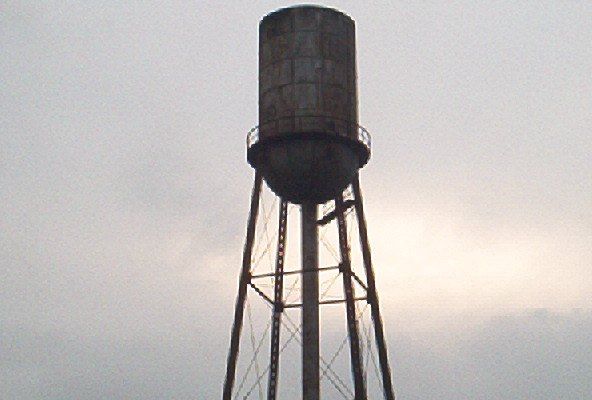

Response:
(223, 6), (395, 400)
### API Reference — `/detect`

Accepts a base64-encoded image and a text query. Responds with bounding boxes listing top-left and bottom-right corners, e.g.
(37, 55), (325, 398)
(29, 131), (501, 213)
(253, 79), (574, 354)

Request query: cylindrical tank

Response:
(247, 5), (370, 204)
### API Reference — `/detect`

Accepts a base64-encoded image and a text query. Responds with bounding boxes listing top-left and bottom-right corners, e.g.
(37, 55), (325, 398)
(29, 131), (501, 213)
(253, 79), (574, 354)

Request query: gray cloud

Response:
(391, 310), (592, 399)
(2, 309), (590, 399)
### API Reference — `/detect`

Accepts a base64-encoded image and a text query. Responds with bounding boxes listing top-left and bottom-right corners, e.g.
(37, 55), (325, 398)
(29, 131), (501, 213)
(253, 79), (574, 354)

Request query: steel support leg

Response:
(302, 202), (320, 400)
(336, 195), (367, 400)
(267, 200), (288, 400)
(223, 172), (263, 400)
(352, 175), (396, 400)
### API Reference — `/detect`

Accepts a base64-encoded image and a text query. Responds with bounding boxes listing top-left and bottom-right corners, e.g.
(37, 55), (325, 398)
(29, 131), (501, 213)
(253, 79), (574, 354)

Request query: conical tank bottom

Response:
(252, 137), (360, 204)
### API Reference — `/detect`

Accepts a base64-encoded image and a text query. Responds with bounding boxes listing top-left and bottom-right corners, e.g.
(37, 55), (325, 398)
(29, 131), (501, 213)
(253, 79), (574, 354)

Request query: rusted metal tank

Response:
(247, 5), (370, 204)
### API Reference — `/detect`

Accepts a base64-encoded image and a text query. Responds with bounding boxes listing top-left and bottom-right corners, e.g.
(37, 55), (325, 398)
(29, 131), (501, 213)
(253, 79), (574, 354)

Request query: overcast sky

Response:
(1, 1), (591, 399)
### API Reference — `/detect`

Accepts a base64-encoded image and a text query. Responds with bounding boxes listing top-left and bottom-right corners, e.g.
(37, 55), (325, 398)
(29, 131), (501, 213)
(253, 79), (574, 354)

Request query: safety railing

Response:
(246, 126), (259, 148)
(357, 125), (371, 152)
(246, 124), (372, 154)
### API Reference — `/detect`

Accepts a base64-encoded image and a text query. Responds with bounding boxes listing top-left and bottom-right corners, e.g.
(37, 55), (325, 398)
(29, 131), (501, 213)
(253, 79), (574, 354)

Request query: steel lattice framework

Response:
(222, 172), (395, 400)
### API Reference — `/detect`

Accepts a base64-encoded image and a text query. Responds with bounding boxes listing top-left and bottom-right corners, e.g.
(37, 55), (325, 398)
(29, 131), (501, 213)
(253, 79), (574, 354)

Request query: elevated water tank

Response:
(247, 5), (370, 204)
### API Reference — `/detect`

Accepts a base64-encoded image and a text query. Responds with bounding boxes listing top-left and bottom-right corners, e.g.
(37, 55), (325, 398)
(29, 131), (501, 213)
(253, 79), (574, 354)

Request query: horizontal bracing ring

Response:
(250, 266), (368, 292)
(283, 297), (368, 309)
(250, 265), (340, 279)
(247, 281), (367, 310)
(249, 265), (368, 292)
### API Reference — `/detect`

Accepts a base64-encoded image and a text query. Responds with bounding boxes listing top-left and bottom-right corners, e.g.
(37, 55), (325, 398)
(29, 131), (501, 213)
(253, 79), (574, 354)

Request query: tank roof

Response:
(260, 4), (354, 24)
